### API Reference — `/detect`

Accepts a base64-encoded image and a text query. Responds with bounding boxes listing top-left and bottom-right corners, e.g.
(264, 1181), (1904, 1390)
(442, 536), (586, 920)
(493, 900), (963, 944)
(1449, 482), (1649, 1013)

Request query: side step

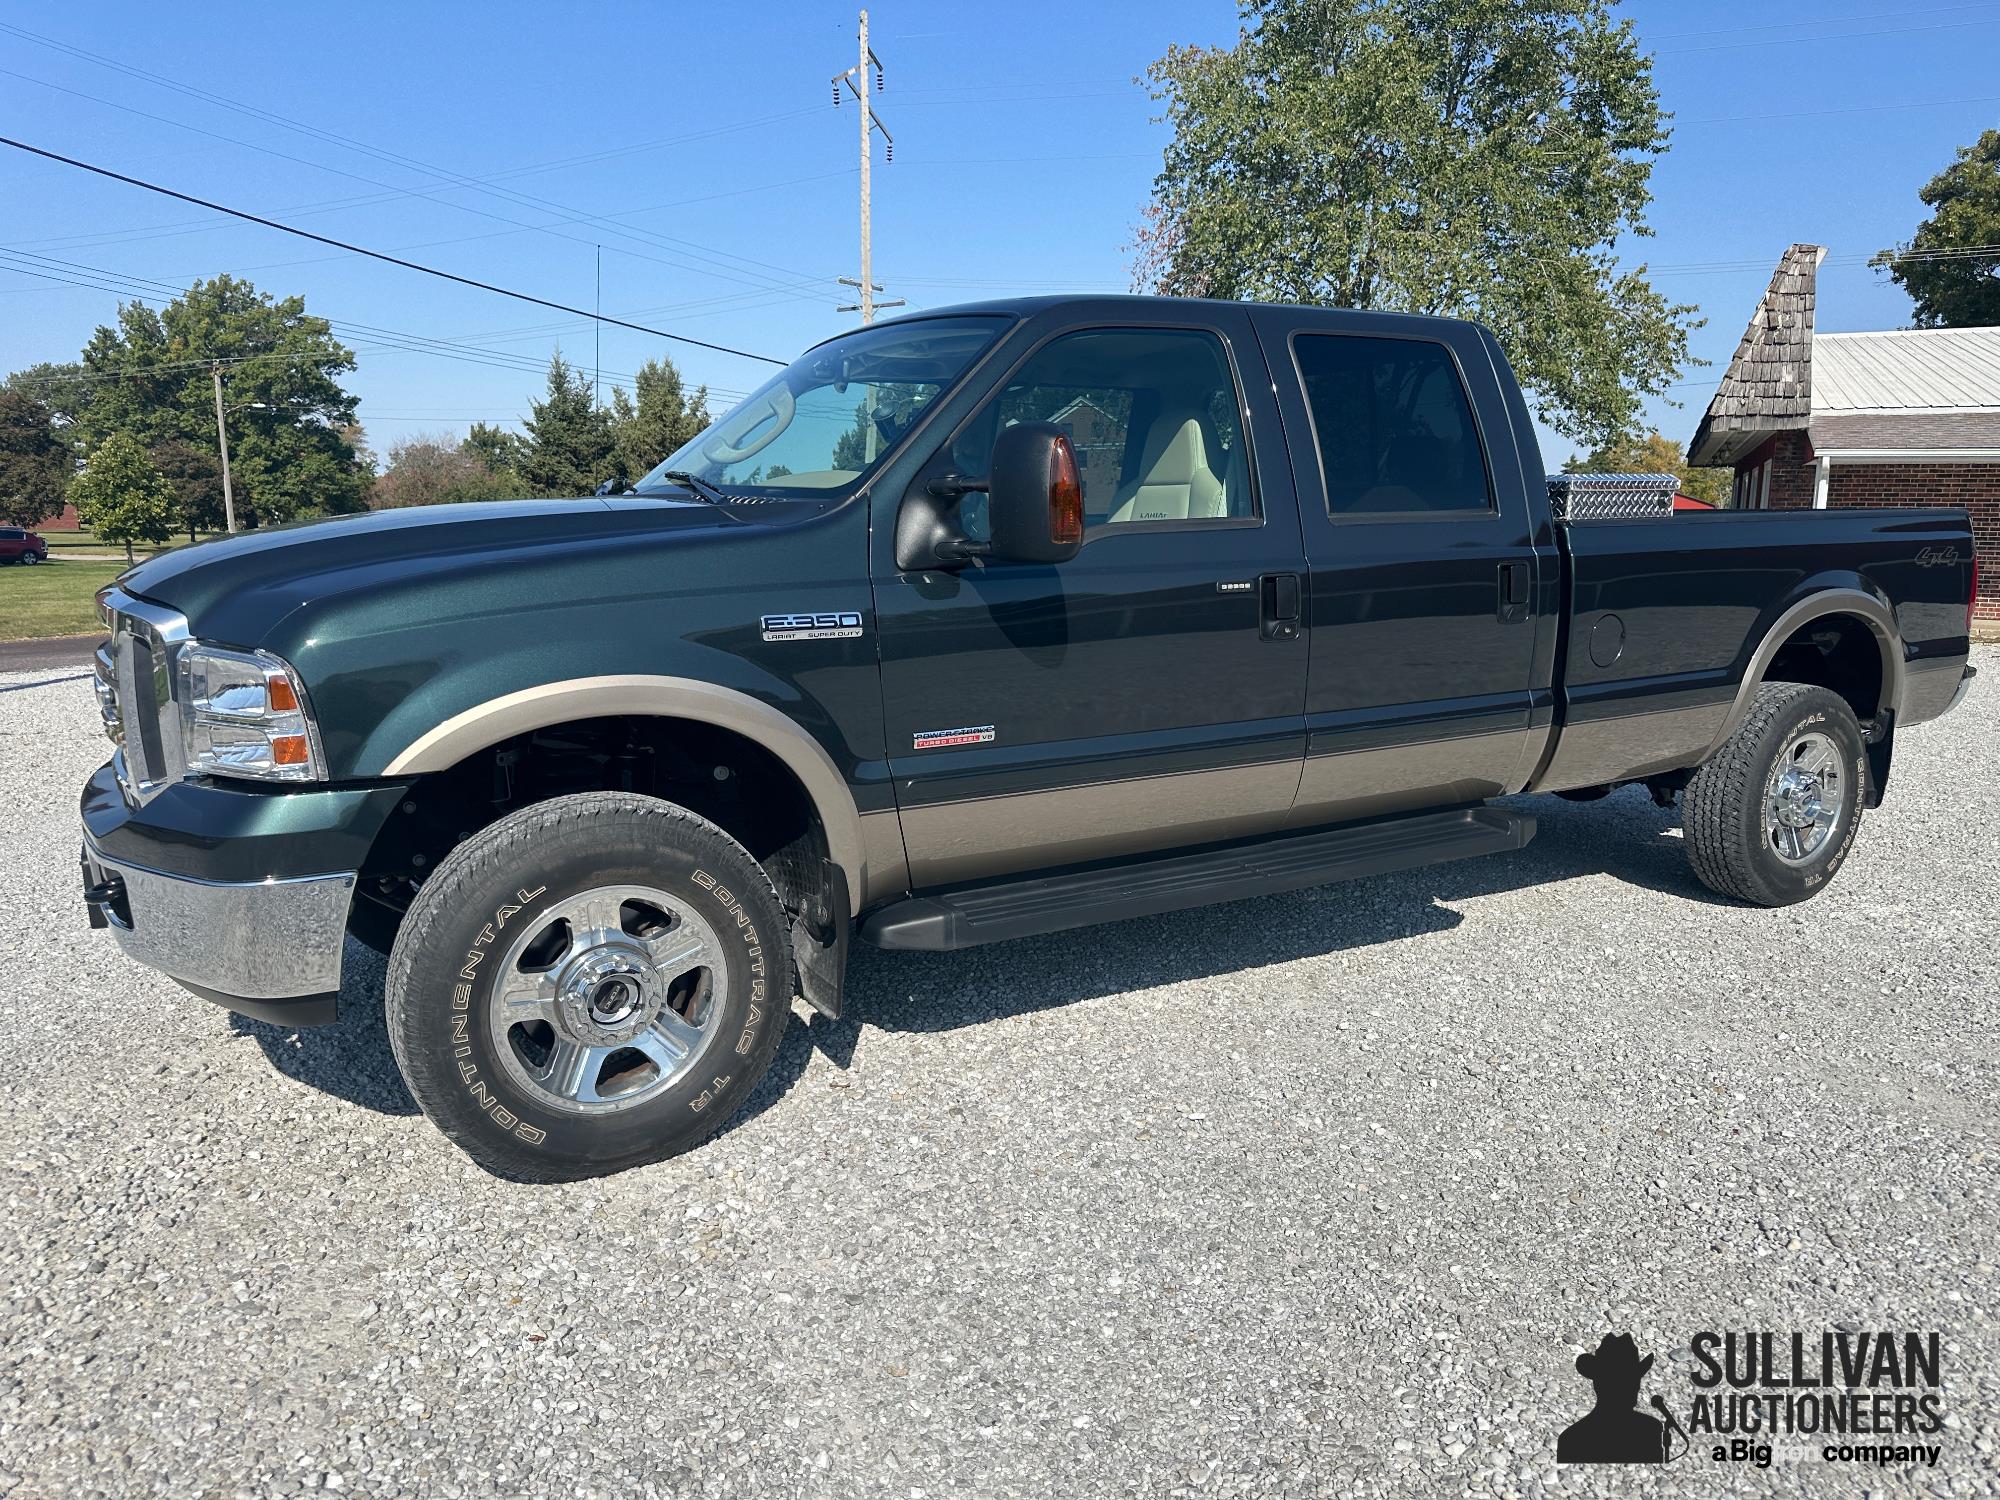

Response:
(860, 804), (1535, 952)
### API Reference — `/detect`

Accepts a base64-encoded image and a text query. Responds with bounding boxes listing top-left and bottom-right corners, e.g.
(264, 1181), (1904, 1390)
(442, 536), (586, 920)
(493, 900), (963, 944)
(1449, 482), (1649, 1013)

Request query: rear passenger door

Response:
(873, 307), (1310, 888)
(1252, 312), (1547, 825)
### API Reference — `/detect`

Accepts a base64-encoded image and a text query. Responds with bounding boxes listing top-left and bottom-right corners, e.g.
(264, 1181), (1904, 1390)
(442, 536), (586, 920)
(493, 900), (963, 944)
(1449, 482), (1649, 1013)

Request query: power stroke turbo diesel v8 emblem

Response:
(913, 725), (996, 750)
(761, 610), (864, 642)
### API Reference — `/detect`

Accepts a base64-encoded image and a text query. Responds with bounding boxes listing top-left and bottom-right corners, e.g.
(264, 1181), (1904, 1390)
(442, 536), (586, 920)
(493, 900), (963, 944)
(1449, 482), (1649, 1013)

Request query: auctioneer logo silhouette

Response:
(1557, 1333), (1688, 1464)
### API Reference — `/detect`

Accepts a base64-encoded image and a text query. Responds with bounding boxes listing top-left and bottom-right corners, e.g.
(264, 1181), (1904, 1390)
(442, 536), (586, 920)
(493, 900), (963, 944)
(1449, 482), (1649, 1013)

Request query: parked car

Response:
(80, 296), (1978, 1178)
(0, 526), (48, 563)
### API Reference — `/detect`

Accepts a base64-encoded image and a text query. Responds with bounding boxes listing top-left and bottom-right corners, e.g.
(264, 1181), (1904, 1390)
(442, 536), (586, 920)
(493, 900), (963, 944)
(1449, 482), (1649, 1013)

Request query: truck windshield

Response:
(633, 315), (1006, 499)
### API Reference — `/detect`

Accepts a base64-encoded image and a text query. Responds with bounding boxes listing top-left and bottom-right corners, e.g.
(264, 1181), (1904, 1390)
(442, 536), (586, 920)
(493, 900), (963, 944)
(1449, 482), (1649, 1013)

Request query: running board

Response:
(860, 804), (1535, 951)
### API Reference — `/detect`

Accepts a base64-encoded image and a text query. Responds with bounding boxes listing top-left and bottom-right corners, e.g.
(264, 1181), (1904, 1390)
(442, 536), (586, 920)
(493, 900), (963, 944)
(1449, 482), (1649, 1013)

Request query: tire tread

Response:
(1684, 682), (1856, 906)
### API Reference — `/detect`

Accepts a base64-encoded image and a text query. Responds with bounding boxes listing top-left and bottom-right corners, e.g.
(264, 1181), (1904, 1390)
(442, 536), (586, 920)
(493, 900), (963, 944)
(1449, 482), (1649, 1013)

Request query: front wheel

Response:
(1683, 682), (1867, 906)
(20, 550), (42, 565)
(386, 792), (792, 1180)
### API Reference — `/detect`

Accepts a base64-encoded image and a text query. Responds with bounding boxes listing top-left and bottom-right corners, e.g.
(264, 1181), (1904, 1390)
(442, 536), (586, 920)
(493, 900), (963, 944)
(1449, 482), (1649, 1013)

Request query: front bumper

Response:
(79, 758), (410, 1026)
(81, 839), (351, 1025)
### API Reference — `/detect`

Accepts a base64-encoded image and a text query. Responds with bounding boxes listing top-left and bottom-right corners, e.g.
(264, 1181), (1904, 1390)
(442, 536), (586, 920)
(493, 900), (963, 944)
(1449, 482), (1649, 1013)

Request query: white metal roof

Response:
(1811, 327), (2000, 414)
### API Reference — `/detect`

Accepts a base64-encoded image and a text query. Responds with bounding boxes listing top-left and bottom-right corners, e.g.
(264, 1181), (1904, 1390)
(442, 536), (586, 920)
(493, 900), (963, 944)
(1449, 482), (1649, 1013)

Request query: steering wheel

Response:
(702, 385), (796, 464)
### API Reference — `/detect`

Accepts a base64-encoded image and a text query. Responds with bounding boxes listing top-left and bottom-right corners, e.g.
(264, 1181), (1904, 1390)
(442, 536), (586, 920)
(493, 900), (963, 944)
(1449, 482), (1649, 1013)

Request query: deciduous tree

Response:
(0, 388), (72, 526)
(75, 275), (369, 525)
(378, 434), (530, 508)
(1565, 429), (1728, 505)
(71, 431), (178, 563)
(1873, 130), (2000, 329)
(1134, 0), (1697, 448)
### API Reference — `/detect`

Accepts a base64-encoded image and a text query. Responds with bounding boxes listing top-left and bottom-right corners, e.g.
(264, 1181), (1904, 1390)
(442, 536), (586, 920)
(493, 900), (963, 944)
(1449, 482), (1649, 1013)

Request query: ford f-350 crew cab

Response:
(80, 296), (1978, 1179)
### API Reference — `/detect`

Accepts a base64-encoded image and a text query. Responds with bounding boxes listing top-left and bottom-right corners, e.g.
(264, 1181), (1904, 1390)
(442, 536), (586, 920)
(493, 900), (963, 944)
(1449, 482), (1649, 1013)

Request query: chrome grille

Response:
(94, 586), (191, 804)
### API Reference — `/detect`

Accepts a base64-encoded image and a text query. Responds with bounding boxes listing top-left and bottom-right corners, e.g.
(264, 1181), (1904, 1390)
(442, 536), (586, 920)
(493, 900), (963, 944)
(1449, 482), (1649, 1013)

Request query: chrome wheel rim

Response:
(1764, 730), (1844, 865)
(488, 884), (728, 1115)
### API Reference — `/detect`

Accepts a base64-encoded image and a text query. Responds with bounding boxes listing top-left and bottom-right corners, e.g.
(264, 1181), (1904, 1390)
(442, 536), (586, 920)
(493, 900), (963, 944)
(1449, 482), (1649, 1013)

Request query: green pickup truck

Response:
(81, 296), (1977, 1178)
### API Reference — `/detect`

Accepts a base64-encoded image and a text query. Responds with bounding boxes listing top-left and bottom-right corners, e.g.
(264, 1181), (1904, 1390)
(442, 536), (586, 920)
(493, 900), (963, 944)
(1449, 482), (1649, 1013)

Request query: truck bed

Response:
(1532, 505), (1974, 792)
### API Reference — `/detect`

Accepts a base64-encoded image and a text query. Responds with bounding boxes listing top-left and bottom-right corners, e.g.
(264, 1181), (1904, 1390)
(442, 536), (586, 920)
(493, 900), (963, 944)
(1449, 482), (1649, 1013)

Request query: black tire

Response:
(386, 791), (792, 1180)
(1683, 682), (1867, 906)
(21, 550), (42, 565)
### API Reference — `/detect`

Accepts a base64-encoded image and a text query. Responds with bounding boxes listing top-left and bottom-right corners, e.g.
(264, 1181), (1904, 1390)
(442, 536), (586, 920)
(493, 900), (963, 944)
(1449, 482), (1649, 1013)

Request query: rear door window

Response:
(1293, 334), (1493, 517)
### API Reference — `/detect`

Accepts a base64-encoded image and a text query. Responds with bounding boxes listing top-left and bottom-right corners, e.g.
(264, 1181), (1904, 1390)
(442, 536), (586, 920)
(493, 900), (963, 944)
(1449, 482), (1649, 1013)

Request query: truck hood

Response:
(118, 496), (769, 643)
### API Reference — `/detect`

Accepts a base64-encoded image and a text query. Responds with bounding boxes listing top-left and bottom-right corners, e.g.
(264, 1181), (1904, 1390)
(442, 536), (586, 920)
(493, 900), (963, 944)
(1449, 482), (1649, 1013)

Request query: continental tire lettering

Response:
(448, 886), (554, 1146)
(689, 1073), (735, 1112)
(693, 868), (769, 1094)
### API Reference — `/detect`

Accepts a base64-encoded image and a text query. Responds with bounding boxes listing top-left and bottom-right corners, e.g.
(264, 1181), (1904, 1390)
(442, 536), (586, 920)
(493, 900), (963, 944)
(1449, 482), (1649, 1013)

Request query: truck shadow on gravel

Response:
(225, 787), (1722, 1128)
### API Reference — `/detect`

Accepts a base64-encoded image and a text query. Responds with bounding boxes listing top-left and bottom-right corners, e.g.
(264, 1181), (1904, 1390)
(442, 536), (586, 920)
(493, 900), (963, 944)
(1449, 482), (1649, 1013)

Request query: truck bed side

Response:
(1531, 506), (1974, 792)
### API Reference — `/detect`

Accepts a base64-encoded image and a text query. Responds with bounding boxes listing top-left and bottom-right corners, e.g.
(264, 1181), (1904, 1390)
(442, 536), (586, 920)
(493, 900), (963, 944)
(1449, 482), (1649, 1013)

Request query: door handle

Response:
(1260, 572), (1301, 642)
(1497, 561), (1530, 623)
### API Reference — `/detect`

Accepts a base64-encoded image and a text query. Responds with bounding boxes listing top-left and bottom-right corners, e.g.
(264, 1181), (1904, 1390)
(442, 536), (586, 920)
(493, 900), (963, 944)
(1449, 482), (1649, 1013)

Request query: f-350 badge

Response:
(761, 610), (864, 642)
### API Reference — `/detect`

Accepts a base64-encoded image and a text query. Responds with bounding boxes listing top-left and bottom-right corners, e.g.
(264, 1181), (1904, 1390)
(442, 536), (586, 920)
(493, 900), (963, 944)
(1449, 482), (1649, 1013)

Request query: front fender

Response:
(376, 673), (879, 908)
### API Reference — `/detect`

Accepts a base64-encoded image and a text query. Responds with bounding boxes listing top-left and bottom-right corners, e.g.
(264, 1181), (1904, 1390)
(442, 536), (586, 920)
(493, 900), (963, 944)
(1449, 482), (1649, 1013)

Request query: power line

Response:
(0, 136), (786, 365)
(0, 22), (837, 295)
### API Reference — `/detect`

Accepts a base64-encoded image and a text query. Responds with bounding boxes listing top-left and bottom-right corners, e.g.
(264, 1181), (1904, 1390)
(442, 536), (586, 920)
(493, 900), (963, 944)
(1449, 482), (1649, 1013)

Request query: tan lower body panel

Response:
(1530, 701), (1729, 793)
(1290, 728), (1529, 828)
(898, 759), (1301, 888)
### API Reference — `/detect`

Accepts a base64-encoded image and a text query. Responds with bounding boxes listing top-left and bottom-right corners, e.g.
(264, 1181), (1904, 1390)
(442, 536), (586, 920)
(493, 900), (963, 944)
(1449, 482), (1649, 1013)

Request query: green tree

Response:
(609, 357), (710, 481)
(378, 434), (531, 507)
(75, 275), (369, 526)
(1134, 0), (1697, 448)
(520, 352), (617, 496)
(71, 431), (178, 563)
(1872, 129), (2000, 329)
(462, 421), (529, 484)
(0, 388), (73, 526)
(148, 438), (225, 540)
(1565, 429), (1729, 505)
(5, 362), (94, 439)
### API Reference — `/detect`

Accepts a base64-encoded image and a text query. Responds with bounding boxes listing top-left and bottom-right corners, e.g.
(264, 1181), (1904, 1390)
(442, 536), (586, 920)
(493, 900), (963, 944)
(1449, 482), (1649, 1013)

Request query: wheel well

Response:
(1760, 613), (1887, 730)
(355, 714), (830, 938)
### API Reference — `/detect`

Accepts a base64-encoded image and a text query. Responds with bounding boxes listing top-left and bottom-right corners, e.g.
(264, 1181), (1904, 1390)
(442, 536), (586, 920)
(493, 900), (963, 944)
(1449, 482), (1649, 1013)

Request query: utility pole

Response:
(210, 361), (237, 534)
(832, 10), (904, 324)
(594, 244), (602, 408)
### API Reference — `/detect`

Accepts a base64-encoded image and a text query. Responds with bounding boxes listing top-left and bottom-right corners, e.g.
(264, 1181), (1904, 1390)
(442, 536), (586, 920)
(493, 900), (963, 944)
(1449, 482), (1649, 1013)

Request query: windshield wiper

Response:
(655, 470), (750, 523)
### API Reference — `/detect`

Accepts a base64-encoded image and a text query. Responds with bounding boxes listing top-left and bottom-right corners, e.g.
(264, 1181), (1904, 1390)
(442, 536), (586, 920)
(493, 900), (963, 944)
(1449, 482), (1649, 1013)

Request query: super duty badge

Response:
(761, 610), (864, 642)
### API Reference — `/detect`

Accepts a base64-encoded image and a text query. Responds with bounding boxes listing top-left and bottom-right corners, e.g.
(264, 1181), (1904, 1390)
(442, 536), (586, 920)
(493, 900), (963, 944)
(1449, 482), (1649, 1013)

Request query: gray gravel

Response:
(2, 657), (1995, 1498)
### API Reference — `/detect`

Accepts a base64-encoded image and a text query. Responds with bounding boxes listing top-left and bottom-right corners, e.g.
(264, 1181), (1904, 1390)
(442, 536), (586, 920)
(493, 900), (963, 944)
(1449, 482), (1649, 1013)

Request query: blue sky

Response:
(2, 1), (1996, 469)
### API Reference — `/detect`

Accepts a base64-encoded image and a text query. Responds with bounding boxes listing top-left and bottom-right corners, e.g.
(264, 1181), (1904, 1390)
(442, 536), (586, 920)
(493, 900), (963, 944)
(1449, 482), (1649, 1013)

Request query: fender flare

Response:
(380, 675), (873, 909)
(1697, 587), (1904, 763)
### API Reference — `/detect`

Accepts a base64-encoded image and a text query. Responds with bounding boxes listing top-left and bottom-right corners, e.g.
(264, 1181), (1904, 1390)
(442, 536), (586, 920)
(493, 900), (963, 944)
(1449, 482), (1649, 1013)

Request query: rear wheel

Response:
(386, 791), (792, 1180)
(1683, 682), (1867, 906)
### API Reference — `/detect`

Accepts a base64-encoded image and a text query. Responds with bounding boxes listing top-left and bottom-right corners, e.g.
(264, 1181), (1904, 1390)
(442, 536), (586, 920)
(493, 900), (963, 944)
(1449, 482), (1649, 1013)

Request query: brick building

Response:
(1689, 242), (1999, 620)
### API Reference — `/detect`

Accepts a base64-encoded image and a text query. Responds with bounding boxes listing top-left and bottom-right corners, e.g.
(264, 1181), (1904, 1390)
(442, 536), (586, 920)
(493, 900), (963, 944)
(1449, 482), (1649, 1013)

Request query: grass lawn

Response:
(0, 558), (125, 641)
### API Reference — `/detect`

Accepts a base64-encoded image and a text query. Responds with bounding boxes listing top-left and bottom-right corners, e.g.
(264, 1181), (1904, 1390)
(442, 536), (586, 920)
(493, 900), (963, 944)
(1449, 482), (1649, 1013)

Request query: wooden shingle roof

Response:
(1688, 243), (1825, 467)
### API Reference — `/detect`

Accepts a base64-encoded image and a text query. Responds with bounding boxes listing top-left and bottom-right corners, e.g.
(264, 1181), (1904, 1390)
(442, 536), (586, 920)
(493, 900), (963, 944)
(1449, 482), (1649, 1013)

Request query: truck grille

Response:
(94, 588), (190, 804)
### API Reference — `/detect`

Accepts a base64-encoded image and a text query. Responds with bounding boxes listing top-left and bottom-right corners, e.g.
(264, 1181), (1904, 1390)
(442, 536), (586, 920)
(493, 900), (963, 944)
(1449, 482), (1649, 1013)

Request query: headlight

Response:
(176, 644), (325, 783)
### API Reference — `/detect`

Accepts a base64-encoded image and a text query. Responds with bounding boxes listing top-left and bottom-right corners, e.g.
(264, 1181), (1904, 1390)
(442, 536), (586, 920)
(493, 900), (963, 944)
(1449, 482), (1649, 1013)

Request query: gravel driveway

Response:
(2, 660), (1994, 1498)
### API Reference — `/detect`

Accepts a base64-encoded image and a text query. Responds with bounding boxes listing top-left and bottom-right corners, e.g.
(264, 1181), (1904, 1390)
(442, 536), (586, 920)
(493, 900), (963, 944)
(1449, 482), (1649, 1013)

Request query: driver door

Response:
(871, 308), (1310, 889)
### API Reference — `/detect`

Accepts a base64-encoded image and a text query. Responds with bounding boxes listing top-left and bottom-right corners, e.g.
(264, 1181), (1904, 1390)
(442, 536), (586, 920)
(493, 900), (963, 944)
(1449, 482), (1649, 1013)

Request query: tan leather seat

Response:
(1108, 412), (1226, 523)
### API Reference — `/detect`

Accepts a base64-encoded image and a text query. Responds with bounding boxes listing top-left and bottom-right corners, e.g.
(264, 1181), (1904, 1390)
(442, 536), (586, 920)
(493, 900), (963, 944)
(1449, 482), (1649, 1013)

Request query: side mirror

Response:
(984, 422), (1083, 564)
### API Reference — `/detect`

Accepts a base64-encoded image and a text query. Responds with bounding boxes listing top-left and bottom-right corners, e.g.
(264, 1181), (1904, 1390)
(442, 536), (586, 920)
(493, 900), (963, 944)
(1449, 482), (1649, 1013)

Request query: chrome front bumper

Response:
(81, 837), (354, 1024)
